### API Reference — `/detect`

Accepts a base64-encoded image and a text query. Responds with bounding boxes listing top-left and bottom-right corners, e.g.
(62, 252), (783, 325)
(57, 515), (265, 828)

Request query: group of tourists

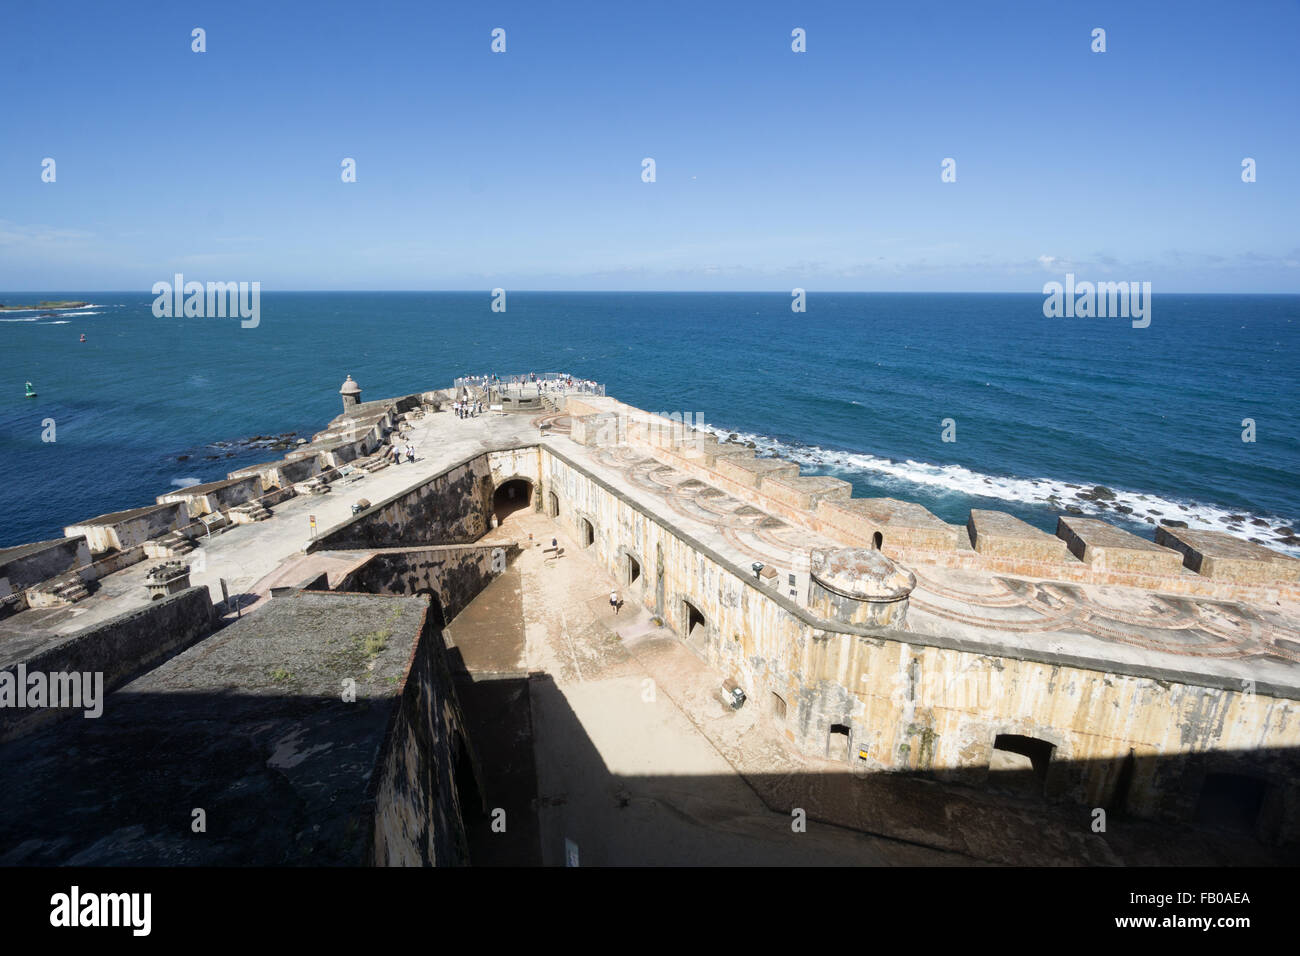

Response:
(454, 399), (482, 418)
(390, 442), (416, 465)
(458, 372), (603, 396)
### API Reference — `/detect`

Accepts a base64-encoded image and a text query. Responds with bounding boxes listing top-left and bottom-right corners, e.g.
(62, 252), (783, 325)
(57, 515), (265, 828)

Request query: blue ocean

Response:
(2, 292), (1297, 553)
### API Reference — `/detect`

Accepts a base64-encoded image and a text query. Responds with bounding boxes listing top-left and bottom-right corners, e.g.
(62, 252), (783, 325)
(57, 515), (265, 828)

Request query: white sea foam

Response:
(170, 477), (202, 488)
(0, 317), (41, 322)
(700, 424), (1300, 556)
(59, 310), (101, 316)
(48, 320), (70, 325)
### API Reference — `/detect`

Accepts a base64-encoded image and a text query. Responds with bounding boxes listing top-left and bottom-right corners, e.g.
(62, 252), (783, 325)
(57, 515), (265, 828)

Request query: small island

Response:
(0, 300), (89, 311)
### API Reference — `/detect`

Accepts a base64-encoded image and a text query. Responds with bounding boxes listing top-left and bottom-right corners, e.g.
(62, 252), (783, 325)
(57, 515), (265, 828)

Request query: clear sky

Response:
(1, 0), (1296, 292)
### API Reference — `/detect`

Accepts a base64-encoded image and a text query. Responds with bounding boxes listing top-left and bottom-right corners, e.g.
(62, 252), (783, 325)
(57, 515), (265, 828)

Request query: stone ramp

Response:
(240, 550), (375, 614)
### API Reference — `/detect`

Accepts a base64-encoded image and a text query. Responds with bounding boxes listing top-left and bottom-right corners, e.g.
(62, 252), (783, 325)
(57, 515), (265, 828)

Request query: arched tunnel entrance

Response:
(492, 479), (533, 523)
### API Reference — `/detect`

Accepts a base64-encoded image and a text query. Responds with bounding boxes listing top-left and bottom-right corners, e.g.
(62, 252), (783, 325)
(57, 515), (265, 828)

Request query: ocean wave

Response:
(171, 477), (202, 488)
(0, 317), (41, 322)
(700, 424), (1300, 556)
(59, 310), (101, 317)
(48, 320), (70, 325)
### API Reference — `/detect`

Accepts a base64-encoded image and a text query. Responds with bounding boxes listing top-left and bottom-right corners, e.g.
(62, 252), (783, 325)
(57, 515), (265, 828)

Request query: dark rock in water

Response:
(1249, 537), (1265, 545)
(1094, 500), (1110, 508)
(1075, 490), (1095, 500)
(745, 441), (756, 449)
(1278, 535), (1300, 546)
(1227, 514), (1246, 521)
(1089, 485), (1116, 501)
(727, 433), (738, 442)
(1275, 526), (1294, 535)
(204, 455), (220, 461)
(1163, 519), (1188, 528)
(1113, 504), (1133, 514)
(1144, 517), (1155, 524)
(1065, 483), (1080, 489)
(1147, 510), (1161, 515)
(1065, 506), (1084, 515)
(225, 452), (235, 458)
(1136, 495), (1148, 501)
(177, 455), (190, 462)
(1251, 518), (1269, 527)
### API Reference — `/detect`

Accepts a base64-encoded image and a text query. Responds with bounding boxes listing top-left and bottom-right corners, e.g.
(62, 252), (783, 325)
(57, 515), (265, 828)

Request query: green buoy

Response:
(25, 381), (36, 398)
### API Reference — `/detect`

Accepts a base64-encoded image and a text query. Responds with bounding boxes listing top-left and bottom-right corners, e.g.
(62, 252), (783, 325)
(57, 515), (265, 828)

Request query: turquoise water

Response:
(1, 292), (1297, 551)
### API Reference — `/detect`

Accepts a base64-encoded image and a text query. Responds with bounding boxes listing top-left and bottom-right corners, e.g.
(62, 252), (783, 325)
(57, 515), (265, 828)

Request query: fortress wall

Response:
(643, 442), (846, 531)
(0, 585), (215, 743)
(0, 537), (92, 598)
(309, 455), (494, 551)
(801, 635), (1298, 833)
(365, 605), (479, 866)
(228, 455), (321, 490)
(540, 444), (1300, 841)
(65, 502), (190, 554)
(333, 543), (522, 623)
(157, 474), (263, 517)
(567, 402), (1300, 599)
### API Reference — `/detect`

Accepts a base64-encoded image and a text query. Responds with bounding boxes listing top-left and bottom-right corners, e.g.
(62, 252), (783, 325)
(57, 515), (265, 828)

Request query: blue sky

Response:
(1, 0), (1297, 292)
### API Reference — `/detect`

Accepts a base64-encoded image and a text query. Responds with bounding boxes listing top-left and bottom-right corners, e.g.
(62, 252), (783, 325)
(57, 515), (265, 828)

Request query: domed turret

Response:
(808, 547), (916, 629)
(339, 375), (362, 411)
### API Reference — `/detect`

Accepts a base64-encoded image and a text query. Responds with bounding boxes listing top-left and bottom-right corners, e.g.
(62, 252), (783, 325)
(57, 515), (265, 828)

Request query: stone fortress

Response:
(1, 375), (1297, 865)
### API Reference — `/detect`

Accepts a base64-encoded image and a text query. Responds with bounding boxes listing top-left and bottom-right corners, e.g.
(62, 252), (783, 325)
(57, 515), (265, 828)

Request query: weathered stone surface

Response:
(65, 502), (190, 554)
(763, 474), (852, 511)
(1156, 526), (1300, 584)
(0, 591), (476, 866)
(0, 536), (91, 597)
(0, 585), (214, 741)
(817, 497), (959, 551)
(1056, 516), (1185, 574)
(809, 548), (915, 628)
(967, 510), (1068, 562)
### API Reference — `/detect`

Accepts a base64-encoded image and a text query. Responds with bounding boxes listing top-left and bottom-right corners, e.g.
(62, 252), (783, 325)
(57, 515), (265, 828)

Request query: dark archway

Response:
(872, 531), (883, 550)
(828, 723), (852, 761)
(547, 490), (559, 517)
(579, 518), (595, 548)
(990, 734), (1055, 796)
(626, 553), (642, 588)
(492, 478), (533, 523)
(683, 599), (707, 639)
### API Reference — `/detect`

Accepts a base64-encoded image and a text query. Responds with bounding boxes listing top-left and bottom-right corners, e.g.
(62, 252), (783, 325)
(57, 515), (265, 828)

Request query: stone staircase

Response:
(144, 530), (197, 559)
(294, 476), (332, 496)
(358, 455), (390, 474)
(27, 572), (90, 608)
(230, 500), (272, 524)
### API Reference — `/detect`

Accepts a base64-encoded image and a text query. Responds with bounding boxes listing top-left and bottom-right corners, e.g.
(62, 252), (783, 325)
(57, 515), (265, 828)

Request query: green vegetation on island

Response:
(0, 300), (89, 311)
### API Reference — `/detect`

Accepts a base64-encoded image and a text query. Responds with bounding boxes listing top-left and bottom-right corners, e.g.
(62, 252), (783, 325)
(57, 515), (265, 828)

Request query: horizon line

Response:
(4, 289), (1300, 296)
